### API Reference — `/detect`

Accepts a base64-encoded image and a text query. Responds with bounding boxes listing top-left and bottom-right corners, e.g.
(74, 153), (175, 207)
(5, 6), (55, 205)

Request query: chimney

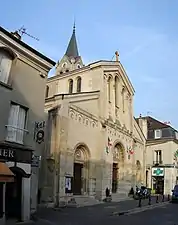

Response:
(115, 51), (119, 62)
(11, 31), (21, 40)
(137, 115), (148, 139)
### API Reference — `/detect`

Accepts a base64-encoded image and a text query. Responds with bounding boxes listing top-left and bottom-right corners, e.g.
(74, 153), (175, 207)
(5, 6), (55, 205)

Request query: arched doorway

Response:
(73, 144), (90, 195)
(5, 167), (26, 220)
(112, 143), (125, 193)
(136, 160), (141, 184)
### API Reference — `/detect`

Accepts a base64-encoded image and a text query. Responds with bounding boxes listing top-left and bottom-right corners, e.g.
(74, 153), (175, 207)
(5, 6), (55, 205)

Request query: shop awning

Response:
(0, 162), (14, 182)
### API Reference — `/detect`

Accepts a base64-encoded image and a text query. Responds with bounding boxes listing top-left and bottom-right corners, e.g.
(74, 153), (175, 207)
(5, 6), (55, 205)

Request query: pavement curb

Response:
(112, 201), (170, 216)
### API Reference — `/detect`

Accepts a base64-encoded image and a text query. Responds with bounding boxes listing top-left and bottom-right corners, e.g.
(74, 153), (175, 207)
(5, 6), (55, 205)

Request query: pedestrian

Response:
(106, 187), (110, 197)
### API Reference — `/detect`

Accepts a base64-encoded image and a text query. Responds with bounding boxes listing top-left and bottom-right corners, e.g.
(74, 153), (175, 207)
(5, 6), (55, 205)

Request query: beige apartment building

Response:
(137, 116), (178, 195)
(40, 26), (146, 205)
(0, 26), (55, 221)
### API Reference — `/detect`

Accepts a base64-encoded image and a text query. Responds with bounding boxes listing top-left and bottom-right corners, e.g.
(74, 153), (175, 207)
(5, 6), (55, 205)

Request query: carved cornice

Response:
(102, 118), (133, 139)
(69, 106), (98, 129)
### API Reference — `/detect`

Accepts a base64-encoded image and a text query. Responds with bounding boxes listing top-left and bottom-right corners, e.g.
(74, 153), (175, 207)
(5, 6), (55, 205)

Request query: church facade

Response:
(40, 26), (146, 204)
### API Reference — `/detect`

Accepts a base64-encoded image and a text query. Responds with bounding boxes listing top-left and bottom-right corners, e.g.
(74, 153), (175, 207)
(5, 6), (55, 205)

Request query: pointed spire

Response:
(65, 23), (79, 58)
(73, 19), (76, 32)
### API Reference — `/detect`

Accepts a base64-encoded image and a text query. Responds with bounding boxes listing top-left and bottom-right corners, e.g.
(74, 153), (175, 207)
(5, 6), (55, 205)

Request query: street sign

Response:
(32, 155), (41, 167)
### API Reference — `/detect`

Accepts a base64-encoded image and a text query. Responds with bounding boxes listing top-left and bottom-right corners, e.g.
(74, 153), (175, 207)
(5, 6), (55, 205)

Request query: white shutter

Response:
(0, 52), (12, 83)
(6, 104), (19, 142)
(17, 107), (26, 144)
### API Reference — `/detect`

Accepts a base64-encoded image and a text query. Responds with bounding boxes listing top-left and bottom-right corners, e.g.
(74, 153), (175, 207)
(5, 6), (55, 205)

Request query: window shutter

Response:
(6, 104), (19, 142)
(0, 53), (12, 83)
(17, 107), (26, 144)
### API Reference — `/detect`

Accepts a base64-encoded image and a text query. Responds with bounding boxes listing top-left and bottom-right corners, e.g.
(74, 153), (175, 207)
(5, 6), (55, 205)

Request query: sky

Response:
(1, 0), (178, 128)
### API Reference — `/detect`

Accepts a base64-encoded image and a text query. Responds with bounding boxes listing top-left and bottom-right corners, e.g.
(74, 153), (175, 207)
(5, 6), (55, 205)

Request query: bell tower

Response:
(56, 24), (84, 75)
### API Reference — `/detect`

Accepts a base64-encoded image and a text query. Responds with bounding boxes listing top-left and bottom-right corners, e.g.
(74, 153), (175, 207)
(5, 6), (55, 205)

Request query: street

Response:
(14, 196), (175, 225)
(109, 203), (178, 225)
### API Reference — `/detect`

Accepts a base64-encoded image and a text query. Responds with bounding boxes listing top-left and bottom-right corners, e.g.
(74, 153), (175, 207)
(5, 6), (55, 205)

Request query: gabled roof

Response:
(65, 25), (79, 58)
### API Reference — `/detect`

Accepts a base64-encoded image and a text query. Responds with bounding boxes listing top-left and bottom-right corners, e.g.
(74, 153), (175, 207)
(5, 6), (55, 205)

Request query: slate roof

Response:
(65, 25), (79, 58)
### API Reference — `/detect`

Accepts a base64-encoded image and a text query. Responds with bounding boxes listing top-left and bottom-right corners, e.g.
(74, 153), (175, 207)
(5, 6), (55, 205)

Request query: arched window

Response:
(76, 76), (82, 92)
(115, 76), (119, 107)
(62, 62), (67, 68)
(68, 79), (73, 93)
(122, 87), (125, 112)
(0, 48), (15, 84)
(108, 76), (112, 102)
(77, 64), (81, 69)
(45, 85), (49, 98)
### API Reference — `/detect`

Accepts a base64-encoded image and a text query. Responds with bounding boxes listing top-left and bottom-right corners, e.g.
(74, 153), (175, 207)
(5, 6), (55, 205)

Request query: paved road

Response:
(31, 196), (168, 225)
(108, 203), (178, 225)
(7, 196), (170, 225)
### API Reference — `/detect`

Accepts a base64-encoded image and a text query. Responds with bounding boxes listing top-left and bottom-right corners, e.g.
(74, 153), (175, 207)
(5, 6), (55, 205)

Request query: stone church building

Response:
(40, 25), (146, 205)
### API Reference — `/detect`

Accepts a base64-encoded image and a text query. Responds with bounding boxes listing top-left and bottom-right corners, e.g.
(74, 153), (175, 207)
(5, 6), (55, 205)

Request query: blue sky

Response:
(1, 0), (178, 128)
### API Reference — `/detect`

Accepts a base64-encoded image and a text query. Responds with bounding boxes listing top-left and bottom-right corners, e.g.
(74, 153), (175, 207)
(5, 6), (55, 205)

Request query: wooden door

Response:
(112, 163), (118, 193)
(73, 163), (83, 195)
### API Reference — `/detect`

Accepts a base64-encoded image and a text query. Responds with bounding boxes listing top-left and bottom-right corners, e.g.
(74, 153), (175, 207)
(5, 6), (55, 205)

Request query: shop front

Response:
(152, 167), (164, 194)
(0, 142), (32, 222)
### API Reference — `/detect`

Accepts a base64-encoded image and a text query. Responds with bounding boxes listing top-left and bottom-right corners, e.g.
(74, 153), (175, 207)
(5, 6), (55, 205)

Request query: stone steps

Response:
(73, 195), (101, 207)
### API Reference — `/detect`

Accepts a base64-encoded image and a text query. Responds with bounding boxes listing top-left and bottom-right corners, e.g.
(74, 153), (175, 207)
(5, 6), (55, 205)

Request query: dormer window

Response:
(155, 129), (162, 139)
(0, 47), (15, 84)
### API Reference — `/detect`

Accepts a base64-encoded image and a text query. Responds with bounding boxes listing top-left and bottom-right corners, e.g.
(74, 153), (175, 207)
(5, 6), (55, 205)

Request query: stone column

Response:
(88, 161), (97, 196)
(111, 78), (116, 121)
(95, 125), (108, 200)
(129, 97), (133, 132)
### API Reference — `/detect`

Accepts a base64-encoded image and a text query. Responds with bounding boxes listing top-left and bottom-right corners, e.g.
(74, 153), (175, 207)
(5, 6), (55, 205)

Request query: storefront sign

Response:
(0, 148), (14, 160)
(152, 168), (164, 176)
(0, 143), (32, 164)
(32, 155), (41, 167)
(34, 121), (45, 144)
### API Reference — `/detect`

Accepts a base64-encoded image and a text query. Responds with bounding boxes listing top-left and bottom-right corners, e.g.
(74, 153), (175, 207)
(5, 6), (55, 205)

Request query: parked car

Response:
(171, 185), (178, 203)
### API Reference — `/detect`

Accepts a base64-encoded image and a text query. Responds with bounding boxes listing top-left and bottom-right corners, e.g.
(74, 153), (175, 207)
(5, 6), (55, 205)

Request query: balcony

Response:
(153, 160), (163, 166)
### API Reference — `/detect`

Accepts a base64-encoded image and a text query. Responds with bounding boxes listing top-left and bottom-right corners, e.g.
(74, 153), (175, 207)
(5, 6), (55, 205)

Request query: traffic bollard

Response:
(168, 194), (170, 201)
(156, 195), (159, 203)
(148, 195), (151, 205)
(138, 197), (142, 207)
(162, 194), (164, 202)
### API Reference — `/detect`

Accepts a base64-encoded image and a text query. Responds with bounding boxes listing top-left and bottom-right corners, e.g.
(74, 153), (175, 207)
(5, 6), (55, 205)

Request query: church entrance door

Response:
(73, 163), (83, 195)
(112, 163), (118, 193)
